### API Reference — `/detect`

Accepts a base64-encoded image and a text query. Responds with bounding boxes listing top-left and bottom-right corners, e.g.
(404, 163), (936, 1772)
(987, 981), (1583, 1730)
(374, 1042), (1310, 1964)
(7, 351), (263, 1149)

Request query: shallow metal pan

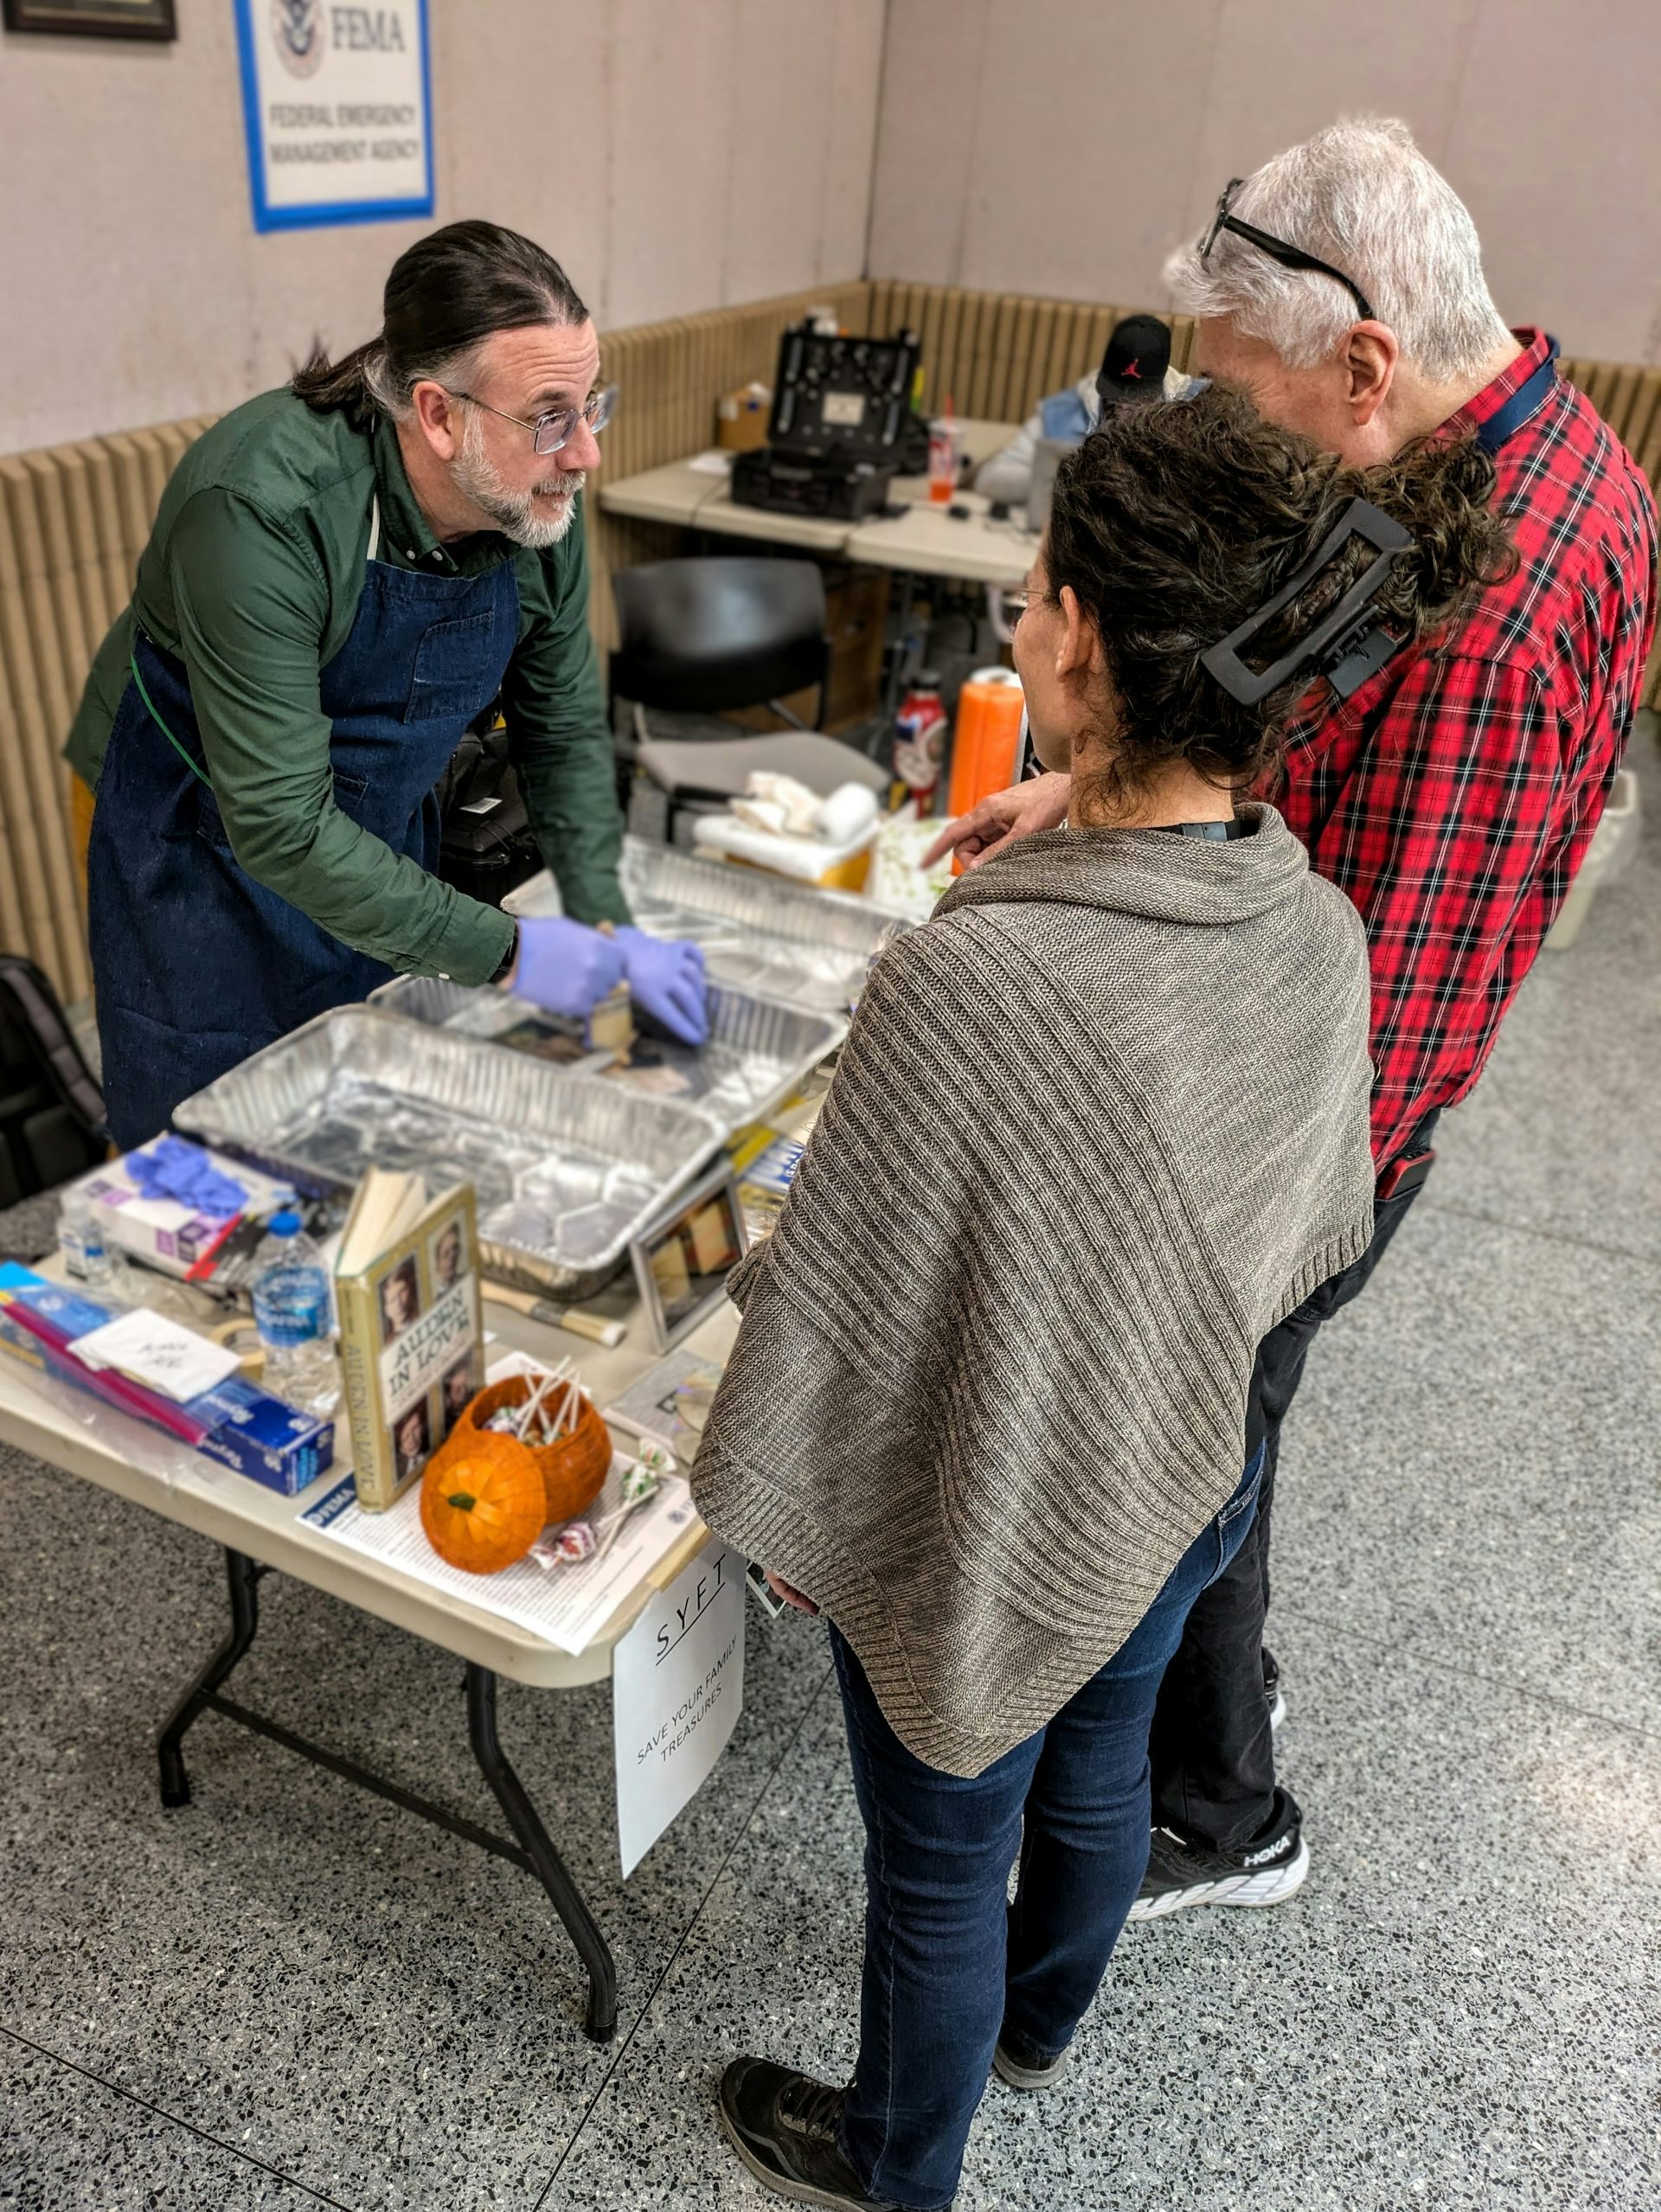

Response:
(173, 1007), (725, 1298)
(368, 974), (845, 1139)
(503, 836), (904, 1014)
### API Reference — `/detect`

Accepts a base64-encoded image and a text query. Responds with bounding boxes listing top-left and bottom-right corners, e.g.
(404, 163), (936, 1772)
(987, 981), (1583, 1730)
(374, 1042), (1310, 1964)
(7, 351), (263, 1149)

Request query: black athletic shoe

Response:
(717, 2057), (885, 2209)
(993, 2038), (1071, 2091)
(1263, 1645), (1286, 1732)
(1126, 1789), (1308, 1921)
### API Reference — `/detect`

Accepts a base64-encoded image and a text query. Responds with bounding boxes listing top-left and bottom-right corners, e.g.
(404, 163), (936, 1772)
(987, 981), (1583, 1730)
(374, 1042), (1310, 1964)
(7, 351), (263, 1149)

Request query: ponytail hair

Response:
(1045, 383), (1518, 809)
(292, 218), (588, 433)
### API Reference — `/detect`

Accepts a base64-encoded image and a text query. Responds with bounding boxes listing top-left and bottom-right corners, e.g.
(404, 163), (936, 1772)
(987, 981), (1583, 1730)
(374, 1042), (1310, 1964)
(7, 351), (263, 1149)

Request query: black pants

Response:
(1147, 1117), (1440, 1852)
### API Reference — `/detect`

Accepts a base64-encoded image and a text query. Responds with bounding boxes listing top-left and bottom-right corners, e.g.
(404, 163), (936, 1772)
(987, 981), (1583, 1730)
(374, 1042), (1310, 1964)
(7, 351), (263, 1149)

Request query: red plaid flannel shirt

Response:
(1272, 329), (1658, 1168)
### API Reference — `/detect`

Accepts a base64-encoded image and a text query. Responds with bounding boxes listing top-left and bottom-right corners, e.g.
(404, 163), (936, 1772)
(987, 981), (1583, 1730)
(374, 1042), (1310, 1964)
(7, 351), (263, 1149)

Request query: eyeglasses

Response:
(1199, 179), (1375, 324)
(447, 382), (617, 456)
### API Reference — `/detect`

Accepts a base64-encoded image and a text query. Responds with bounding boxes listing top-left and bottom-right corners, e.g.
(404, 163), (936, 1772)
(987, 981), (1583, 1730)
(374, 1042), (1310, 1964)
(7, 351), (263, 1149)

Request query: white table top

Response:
(843, 490), (1036, 586)
(597, 419), (1038, 587)
(0, 1266), (738, 1692)
(600, 457), (848, 551)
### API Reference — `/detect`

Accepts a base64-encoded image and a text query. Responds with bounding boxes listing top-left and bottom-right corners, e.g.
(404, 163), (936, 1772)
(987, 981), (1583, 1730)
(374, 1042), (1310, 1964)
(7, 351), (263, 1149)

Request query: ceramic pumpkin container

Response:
(420, 1432), (546, 1574)
(435, 1373), (611, 1528)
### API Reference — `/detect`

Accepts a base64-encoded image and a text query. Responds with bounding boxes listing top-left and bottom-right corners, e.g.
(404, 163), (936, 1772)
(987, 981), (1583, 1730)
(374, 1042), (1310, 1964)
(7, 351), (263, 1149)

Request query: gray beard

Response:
(452, 413), (583, 548)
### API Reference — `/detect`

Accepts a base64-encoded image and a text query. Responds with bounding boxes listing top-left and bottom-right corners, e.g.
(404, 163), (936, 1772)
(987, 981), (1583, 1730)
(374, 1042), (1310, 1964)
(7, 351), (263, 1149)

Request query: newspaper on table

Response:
(298, 1353), (697, 1655)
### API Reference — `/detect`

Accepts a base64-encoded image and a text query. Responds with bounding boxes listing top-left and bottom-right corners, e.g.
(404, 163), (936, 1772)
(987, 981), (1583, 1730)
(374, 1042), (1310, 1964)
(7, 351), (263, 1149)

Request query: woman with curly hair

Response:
(691, 386), (1515, 2212)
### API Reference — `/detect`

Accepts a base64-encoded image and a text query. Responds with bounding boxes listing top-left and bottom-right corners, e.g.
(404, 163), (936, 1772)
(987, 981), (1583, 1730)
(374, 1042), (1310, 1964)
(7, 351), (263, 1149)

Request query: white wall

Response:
(0, 0), (886, 454)
(869, 0), (1661, 365)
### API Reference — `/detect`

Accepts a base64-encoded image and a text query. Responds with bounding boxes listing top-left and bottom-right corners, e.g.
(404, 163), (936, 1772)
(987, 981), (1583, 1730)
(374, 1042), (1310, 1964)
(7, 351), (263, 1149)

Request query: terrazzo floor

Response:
(3, 731), (1657, 2212)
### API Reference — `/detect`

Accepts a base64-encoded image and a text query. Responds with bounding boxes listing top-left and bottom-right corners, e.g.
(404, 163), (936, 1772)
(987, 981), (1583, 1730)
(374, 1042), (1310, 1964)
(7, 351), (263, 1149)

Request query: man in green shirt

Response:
(73, 219), (705, 1147)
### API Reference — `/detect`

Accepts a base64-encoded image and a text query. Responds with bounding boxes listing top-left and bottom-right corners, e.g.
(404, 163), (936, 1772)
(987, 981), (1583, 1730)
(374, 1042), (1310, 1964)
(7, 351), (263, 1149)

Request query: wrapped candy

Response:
(528, 1518), (596, 1572)
(619, 1457), (661, 1505)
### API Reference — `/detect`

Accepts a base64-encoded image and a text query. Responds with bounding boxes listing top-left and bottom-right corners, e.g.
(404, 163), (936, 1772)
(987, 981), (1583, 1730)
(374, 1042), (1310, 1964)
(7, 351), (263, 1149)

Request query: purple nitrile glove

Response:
(127, 1134), (248, 1218)
(613, 927), (709, 1047)
(507, 916), (626, 1021)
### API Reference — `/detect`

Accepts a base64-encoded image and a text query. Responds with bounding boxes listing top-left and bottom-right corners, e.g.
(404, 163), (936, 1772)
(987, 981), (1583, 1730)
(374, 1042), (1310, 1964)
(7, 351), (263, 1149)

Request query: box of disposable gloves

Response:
(73, 1136), (299, 1284)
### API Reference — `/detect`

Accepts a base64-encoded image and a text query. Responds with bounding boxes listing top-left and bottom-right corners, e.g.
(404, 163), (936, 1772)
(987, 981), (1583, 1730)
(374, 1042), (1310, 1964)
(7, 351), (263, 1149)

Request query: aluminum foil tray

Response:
(173, 1008), (725, 1298)
(369, 974), (846, 1139)
(503, 836), (905, 1013)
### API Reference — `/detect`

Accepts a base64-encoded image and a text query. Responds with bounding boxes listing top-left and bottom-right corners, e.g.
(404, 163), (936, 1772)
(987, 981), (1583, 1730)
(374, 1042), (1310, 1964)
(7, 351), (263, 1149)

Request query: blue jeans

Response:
(830, 1445), (1266, 2210)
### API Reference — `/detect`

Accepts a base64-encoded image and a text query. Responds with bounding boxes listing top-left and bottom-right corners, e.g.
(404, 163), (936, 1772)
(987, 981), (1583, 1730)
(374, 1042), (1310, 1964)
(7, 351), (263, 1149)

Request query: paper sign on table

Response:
(66, 1310), (243, 1403)
(612, 1538), (744, 1879)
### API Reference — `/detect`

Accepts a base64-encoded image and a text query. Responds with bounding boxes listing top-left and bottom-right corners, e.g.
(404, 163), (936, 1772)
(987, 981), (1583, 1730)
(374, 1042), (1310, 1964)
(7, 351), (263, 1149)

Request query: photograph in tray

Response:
(632, 1161), (747, 1353)
(334, 1169), (484, 1511)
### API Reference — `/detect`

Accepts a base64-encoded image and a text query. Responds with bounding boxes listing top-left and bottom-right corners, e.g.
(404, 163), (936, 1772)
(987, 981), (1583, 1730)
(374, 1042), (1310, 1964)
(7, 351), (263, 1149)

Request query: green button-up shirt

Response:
(67, 389), (629, 986)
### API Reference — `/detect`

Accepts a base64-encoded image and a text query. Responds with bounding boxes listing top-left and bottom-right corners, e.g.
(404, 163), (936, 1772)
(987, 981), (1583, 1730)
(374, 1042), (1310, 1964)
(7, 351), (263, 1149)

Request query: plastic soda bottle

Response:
(891, 670), (949, 812)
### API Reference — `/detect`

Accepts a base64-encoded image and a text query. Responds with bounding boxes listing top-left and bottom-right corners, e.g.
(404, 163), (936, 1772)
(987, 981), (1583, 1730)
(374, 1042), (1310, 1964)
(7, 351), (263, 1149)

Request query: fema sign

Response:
(234, 0), (433, 232)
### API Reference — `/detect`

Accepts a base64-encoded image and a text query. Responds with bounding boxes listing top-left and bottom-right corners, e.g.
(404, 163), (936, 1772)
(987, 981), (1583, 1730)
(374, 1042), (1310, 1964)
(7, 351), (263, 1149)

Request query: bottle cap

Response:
(269, 1210), (302, 1236)
(914, 669), (941, 689)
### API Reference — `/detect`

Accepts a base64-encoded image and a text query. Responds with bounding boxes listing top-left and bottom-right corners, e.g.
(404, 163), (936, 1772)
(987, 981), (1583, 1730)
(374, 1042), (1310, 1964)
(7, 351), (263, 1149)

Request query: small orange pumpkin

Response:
(433, 1375), (611, 1527)
(420, 1432), (546, 1574)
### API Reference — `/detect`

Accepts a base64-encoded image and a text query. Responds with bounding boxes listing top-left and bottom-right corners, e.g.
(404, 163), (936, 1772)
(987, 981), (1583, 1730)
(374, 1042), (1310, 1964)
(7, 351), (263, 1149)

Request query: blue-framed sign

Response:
(234, 0), (434, 234)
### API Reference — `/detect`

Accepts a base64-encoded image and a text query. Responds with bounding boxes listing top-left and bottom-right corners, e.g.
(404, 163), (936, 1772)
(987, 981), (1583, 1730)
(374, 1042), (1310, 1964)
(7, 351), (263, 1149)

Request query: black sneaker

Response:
(992, 2038), (1070, 2091)
(1263, 1645), (1286, 1733)
(717, 2057), (888, 2209)
(1126, 1789), (1308, 1921)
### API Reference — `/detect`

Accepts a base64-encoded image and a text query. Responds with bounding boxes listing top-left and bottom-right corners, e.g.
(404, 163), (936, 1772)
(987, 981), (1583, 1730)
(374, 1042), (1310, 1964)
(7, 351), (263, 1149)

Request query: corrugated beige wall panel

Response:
(941, 290), (977, 415)
(101, 435), (159, 574)
(983, 297), (1023, 424)
(1600, 364), (1644, 443)
(1016, 300), (1058, 421)
(928, 290), (962, 416)
(969, 292), (1005, 419)
(967, 291), (1002, 418)
(604, 330), (640, 479)
(0, 747), (32, 956)
(45, 444), (116, 656)
(1036, 300), (1081, 407)
(0, 462), (77, 771)
(836, 279), (873, 337)
(0, 478), (87, 994)
(897, 285), (930, 358)
(125, 427), (174, 521)
(74, 439), (135, 629)
(20, 453), (93, 731)
(912, 287), (946, 413)
(1621, 373), (1661, 460)
(1581, 360), (1626, 414)
(885, 279), (915, 341)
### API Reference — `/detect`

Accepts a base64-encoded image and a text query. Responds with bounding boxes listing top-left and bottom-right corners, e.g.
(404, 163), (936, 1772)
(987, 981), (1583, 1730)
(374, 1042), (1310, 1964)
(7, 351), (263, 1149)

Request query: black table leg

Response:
(157, 1547), (261, 1809)
(151, 1548), (619, 2038)
(467, 1662), (618, 2043)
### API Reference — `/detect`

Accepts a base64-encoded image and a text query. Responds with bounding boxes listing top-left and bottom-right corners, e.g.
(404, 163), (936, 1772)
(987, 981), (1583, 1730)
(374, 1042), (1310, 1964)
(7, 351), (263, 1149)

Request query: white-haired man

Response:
(928, 119), (1657, 1913)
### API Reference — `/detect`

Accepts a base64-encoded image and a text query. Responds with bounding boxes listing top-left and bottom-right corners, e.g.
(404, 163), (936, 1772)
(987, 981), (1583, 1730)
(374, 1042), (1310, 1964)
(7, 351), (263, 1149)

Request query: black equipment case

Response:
(731, 322), (926, 523)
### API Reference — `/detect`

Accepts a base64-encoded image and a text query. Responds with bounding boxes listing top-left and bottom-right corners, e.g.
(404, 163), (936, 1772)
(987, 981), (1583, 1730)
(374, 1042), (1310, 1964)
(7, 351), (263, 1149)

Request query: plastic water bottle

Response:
(59, 1188), (114, 1287)
(251, 1212), (337, 1413)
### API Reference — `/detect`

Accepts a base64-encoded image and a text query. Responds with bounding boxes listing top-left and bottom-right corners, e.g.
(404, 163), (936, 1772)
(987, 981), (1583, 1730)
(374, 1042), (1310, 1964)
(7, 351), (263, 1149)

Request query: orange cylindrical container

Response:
(946, 668), (1026, 825)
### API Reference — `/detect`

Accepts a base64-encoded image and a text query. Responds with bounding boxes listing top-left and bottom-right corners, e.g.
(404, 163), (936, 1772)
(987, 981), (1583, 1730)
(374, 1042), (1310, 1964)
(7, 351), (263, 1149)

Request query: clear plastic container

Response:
(250, 1211), (337, 1414)
(927, 416), (960, 503)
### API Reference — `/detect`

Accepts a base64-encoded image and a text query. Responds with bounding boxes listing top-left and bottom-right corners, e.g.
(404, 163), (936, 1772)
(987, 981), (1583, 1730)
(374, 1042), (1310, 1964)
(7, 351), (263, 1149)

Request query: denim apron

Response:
(88, 507), (520, 1147)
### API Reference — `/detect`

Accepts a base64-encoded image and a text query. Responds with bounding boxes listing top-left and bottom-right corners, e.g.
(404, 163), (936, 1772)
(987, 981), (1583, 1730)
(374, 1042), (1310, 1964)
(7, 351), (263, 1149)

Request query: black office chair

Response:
(611, 558), (887, 840)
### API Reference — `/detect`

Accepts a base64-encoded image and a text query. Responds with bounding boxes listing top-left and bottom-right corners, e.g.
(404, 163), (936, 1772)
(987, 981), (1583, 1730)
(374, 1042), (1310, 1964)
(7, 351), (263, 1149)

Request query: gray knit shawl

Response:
(690, 807), (1376, 1775)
